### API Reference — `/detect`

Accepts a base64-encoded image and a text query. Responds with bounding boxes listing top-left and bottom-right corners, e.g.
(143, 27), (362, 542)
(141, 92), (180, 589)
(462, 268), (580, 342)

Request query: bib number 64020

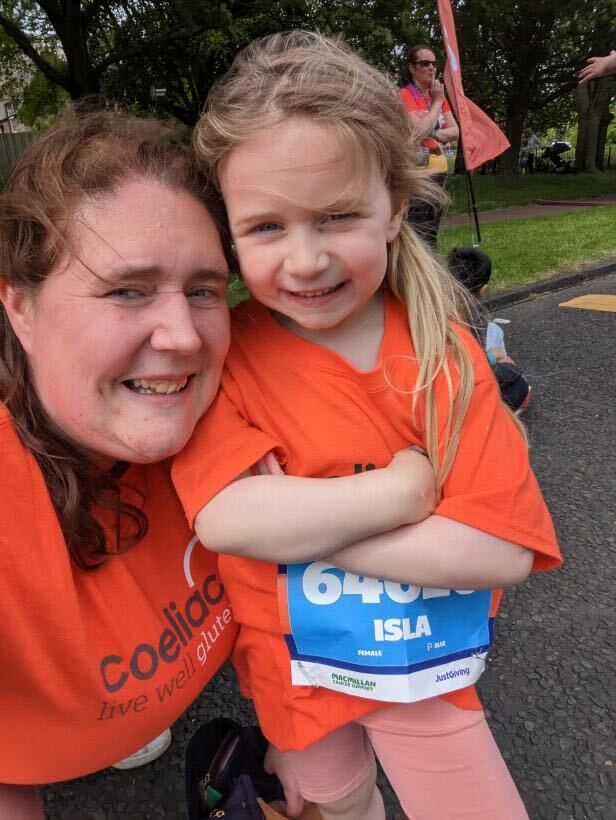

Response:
(301, 562), (474, 606)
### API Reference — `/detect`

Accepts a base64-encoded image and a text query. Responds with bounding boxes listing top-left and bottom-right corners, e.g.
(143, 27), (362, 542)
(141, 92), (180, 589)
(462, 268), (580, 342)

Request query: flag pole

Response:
(465, 169), (481, 246)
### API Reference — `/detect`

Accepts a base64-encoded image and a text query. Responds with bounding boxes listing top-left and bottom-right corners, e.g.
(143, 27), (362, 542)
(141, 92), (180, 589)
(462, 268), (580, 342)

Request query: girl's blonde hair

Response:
(194, 30), (521, 489)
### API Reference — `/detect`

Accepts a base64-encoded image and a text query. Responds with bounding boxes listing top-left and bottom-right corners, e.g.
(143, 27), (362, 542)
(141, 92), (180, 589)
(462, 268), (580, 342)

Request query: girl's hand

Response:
(252, 451), (285, 476)
(387, 447), (436, 524)
(264, 744), (305, 818)
(487, 347), (516, 366)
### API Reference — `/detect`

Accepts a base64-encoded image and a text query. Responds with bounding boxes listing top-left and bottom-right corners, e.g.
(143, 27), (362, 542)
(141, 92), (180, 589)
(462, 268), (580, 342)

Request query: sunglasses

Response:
(413, 60), (437, 68)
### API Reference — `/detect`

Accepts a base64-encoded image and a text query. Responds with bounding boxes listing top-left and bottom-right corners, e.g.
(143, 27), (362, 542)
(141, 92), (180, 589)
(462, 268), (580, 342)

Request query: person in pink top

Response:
(399, 44), (459, 249)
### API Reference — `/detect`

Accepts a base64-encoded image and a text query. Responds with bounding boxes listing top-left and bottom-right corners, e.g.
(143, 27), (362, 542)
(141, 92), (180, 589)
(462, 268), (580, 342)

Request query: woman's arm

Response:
(435, 110), (459, 144)
(326, 515), (533, 590)
(0, 784), (43, 819)
(406, 79), (446, 139)
(195, 448), (436, 562)
(407, 106), (443, 140)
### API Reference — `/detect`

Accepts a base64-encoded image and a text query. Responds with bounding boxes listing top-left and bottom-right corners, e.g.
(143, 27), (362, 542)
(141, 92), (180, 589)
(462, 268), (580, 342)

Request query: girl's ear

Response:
(386, 200), (406, 241)
(0, 279), (36, 354)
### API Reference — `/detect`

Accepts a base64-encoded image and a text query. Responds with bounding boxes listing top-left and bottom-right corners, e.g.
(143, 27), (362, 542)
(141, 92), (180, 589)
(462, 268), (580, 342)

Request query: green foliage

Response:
(0, 0), (614, 161)
(17, 66), (69, 129)
(0, 0), (430, 126)
(101, 0), (427, 124)
(0, 24), (30, 100)
(439, 0), (616, 173)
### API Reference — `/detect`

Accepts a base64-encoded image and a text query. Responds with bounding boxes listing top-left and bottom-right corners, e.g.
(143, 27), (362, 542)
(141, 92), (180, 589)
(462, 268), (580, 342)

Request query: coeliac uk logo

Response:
(97, 535), (232, 703)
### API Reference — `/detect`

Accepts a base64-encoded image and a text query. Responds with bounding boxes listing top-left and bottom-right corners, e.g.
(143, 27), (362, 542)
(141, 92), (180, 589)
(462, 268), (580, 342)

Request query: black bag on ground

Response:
(185, 718), (285, 819)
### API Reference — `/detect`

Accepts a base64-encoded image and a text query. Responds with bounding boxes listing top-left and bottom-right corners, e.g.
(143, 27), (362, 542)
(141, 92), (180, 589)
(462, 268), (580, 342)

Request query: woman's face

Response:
(409, 48), (437, 90)
(5, 179), (230, 465)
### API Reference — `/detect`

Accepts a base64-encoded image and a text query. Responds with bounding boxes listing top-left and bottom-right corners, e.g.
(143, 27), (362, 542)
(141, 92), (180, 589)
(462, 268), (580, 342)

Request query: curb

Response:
(485, 257), (616, 310)
(533, 198), (616, 207)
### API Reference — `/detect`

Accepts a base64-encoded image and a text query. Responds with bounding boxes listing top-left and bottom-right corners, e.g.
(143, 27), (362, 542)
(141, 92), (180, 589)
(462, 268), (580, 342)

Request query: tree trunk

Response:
(501, 96), (529, 177)
(596, 92), (615, 170)
(35, 0), (100, 98)
(575, 80), (615, 172)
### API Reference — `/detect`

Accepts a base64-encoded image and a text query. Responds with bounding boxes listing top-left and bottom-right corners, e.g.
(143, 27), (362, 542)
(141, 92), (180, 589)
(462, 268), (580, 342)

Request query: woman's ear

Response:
(0, 279), (35, 354)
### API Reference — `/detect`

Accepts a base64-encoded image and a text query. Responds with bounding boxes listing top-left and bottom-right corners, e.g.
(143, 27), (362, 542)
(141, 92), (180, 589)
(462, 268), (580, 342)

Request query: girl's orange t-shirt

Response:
(173, 293), (561, 751)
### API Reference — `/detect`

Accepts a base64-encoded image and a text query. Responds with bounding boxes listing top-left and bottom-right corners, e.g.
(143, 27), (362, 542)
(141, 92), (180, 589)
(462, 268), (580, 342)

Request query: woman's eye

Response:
(106, 288), (146, 300)
(189, 287), (222, 303)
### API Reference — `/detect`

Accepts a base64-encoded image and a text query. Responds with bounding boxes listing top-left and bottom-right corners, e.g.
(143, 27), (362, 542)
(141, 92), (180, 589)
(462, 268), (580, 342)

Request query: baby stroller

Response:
(536, 141), (576, 173)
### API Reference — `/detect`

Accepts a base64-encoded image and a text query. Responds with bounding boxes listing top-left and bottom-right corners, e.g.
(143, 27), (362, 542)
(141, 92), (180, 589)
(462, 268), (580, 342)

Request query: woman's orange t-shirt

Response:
(0, 406), (237, 783)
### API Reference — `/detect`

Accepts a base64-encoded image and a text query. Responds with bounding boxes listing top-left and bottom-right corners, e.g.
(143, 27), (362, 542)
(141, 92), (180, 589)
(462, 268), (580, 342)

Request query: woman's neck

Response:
(412, 80), (431, 96)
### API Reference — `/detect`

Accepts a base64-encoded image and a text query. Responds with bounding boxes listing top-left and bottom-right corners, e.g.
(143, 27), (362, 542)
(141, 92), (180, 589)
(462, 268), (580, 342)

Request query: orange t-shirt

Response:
(400, 84), (451, 174)
(0, 406), (237, 784)
(399, 85), (452, 153)
(173, 292), (561, 752)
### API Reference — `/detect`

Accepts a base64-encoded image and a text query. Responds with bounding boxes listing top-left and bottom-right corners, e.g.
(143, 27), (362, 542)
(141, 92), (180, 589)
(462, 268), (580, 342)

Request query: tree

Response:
(16, 59), (69, 129)
(403, 0), (616, 175)
(0, 0), (224, 101)
(575, 77), (616, 172)
(0, 0), (427, 125)
(450, 0), (616, 175)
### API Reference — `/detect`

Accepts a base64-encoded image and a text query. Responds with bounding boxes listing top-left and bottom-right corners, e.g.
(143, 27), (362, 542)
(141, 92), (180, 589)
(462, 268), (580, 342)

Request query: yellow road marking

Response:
(559, 294), (616, 312)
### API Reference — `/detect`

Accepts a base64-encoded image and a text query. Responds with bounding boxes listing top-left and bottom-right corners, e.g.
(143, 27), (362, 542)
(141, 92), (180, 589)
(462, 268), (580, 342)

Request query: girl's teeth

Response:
(130, 378), (188, 394)
(294, 286), (338, 297)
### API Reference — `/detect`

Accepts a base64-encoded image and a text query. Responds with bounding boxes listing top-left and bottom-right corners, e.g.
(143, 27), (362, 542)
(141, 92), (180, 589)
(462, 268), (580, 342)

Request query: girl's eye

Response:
(255, 222), (281, 233)
(326, 212), (357, 223)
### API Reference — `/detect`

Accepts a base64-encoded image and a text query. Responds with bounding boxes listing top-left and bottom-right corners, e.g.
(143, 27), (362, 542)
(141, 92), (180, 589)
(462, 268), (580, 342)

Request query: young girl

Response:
(173, 31), (561, 820)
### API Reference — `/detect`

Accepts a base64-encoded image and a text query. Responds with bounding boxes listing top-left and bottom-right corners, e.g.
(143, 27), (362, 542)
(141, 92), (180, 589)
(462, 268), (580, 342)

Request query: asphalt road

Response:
(44, 272), (616, 820)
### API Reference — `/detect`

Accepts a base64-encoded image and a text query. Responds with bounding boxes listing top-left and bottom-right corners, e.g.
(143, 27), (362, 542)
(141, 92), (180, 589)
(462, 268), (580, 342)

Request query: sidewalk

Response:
(442, 195), (616, 228)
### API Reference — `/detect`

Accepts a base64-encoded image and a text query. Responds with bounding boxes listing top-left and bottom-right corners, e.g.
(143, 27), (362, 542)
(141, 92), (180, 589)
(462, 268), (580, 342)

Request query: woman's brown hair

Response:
(0, 109), (231, 570)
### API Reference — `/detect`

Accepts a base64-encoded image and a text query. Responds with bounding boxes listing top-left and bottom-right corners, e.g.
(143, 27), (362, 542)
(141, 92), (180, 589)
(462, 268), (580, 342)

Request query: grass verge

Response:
(438, 205), (616, 291)
(446, 171), (616, 214)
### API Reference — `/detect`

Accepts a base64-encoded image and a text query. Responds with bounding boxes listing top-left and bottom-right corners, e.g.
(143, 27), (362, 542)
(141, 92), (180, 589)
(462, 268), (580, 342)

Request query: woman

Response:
(0, 111), (238, 817)
(400, 44), (459, 248)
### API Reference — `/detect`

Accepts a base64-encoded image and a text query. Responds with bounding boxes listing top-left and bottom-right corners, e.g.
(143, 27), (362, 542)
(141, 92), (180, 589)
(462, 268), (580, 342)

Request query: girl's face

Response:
(2, 179), (230, 465)
(219, 118), (404, 339)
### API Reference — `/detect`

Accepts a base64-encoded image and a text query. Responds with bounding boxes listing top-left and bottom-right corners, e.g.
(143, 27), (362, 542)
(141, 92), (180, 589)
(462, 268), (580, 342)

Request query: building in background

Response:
(0, 97), (17, 132)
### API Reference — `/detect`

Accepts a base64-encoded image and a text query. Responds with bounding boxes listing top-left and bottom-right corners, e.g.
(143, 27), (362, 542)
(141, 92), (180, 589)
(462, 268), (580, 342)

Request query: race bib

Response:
(279, 562), (493, 702)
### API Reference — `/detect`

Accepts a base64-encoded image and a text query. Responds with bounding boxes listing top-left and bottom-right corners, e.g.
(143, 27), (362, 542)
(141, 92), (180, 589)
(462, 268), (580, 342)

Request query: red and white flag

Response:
(437, 0), (510, 169)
